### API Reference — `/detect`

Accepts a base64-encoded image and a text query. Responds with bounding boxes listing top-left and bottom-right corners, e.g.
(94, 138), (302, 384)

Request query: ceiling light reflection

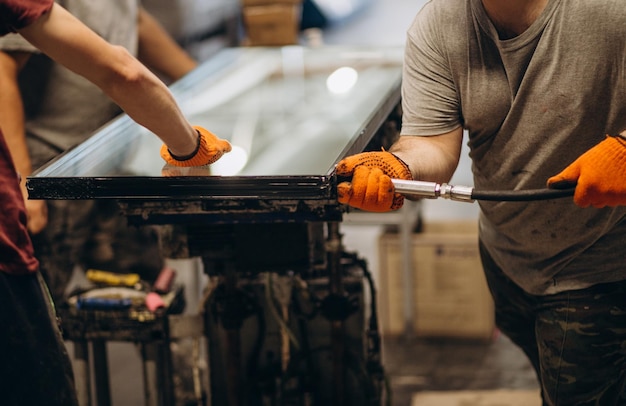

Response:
(210, 144), (249, 176)
(326, 67), (358, 94)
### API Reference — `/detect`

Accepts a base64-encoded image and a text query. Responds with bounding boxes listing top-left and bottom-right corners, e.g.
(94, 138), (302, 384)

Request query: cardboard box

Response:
(378, 221), (495, 340)
(242, 4), (300, 46)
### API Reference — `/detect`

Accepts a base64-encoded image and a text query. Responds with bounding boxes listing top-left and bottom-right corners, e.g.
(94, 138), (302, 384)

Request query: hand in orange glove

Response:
(161, 126), (231, 167)
(547, 135), (626, 208)
(335, 151), (412, 212)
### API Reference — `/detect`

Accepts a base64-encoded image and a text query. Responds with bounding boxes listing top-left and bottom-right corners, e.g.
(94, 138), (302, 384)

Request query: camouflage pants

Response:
(480, 242), (626, 406)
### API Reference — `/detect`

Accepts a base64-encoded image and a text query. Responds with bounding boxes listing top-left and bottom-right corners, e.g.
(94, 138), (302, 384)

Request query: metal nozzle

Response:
(391, 179), (475, 202)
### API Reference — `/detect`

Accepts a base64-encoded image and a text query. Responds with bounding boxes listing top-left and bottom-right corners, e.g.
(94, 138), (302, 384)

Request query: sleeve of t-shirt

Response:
(0, 0), (54, 36)
(0, 33), (39, 53)
(400, 3), (463, 137)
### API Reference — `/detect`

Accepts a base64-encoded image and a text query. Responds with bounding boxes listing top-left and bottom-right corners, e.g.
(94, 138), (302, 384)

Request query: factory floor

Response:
(62, 1), (539, 405)
(340, 223), (540, 406)
(381, 334), (539, 405)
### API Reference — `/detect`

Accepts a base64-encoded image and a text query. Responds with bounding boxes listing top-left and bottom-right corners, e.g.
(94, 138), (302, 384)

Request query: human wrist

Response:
(388, 152), (413, 180)
(168, 130), (201, 161)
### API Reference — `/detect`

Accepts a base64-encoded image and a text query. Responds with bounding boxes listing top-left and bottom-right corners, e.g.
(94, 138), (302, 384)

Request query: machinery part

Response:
(391, 178), (576, 202)
(265, 272), (300, 364)
(204, 268), (383, 405)
(326, 221), (346, 405)
(319, 293), (359, 322)
(209, 280), (259, 331)
(189, 223), (318, 275)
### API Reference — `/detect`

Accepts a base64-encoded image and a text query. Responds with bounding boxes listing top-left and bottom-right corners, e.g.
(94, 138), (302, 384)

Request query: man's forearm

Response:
(389, 128), (464, 183)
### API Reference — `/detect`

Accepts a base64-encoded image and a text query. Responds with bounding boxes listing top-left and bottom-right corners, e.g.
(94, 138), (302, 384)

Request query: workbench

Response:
(28, 46), (413, 406)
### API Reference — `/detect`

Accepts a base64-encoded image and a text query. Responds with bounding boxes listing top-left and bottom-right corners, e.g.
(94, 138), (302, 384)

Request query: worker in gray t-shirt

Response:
(336, 0), (626, 404)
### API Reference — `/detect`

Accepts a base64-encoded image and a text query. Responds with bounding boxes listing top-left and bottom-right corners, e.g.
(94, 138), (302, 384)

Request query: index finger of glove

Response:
(335, 155), (365, 176)
(546, 162), (581, 189)
(197, 126), (232, 153)
(547, 178), (578, 190)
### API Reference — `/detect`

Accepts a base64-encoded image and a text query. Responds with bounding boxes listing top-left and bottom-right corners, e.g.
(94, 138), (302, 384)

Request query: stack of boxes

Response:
(240, 0), (303, 46)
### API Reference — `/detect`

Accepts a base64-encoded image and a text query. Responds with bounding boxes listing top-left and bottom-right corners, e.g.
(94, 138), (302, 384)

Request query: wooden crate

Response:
(242, 4), (301, 46)
(378, 222), (495, 340)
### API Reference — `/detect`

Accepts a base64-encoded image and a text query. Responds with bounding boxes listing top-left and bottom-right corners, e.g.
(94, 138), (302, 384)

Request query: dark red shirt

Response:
(0, 0), (53, 35)
(0, 0), (52, 274)
(0, 130), (39, 274)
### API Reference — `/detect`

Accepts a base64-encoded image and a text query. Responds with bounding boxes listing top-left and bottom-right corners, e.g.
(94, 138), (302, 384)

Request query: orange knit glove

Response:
(335, 151), (412, 212)
(547, 135), (626, 208)
(161, 126), (231, 167)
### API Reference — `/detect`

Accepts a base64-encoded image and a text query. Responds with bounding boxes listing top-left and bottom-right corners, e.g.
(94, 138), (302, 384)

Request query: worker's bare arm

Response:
(0, 49), (47, 233)
(17, 3), (198, 157)
(390, 127), (464, 184)
(137, 7), (197, 81)
(0, 50), (31, 180)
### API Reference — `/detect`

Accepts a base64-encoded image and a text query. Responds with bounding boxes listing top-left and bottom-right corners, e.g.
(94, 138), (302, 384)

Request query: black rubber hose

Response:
(471, 187), (575, 202)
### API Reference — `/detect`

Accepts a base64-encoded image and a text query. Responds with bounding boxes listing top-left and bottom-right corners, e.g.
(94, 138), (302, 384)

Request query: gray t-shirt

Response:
(401, 0), (626, 295)
(0, 0), (139, 162)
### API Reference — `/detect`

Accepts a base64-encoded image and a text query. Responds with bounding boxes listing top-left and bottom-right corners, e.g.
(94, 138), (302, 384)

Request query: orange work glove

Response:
(161, 126), (231, 167)
(335, 151), (412, 212)
(547, 135), (626, 208)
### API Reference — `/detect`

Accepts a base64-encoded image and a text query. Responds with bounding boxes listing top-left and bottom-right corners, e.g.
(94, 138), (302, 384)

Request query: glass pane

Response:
(28, 46), (403, 200)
